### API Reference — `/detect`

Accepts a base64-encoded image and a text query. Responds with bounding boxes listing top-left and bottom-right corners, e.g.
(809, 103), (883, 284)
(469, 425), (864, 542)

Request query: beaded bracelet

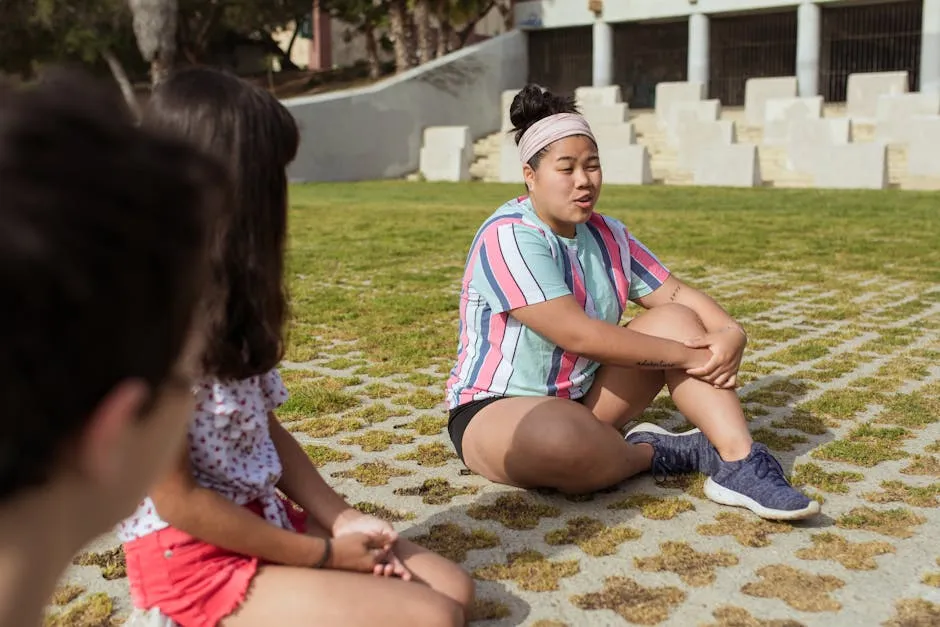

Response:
(313, 537), (332, 569)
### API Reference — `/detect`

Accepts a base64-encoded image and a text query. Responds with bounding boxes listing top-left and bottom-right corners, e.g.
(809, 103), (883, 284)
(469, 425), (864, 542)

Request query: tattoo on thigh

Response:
(669, 285), (681, 302)
(637, 359), (676, 368)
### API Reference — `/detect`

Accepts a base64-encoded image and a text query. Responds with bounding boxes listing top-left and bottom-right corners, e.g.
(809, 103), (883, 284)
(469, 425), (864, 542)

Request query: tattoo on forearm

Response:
(669, 284), (681, 302)
(637, 360), (676, 369)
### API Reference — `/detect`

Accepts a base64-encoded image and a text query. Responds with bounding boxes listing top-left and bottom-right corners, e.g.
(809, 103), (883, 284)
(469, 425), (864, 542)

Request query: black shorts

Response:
(447, 397), (504, 464)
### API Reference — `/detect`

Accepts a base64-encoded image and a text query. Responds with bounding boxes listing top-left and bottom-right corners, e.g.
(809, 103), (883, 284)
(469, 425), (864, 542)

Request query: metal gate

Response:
(527, 26), (593, 97)
(709, 10), (798, 106)
(821, 0), (922, 102)
(613, 20), (688, 109)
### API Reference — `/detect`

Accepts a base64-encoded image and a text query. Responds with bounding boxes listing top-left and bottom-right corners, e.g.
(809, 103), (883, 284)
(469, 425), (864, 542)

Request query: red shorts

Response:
(123, 498), (308, 627)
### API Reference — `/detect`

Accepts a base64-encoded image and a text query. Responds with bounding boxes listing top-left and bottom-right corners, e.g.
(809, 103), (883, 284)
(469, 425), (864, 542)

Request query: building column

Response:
(796, 1), (821, 97)
(307, 0), (332, 71)
(592, 19), (614, 87)
(922, 0), (940, 94)
(687, 12), (709, 89)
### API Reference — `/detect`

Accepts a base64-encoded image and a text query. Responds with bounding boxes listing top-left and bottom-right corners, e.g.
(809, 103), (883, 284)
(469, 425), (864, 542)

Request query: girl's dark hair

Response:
(145, 67), (299, 381)
(509, 84), (580, 168)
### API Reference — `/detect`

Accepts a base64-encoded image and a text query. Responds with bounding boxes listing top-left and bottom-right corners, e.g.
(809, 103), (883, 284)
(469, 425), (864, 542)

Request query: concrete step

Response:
(468, 103), (938, 189)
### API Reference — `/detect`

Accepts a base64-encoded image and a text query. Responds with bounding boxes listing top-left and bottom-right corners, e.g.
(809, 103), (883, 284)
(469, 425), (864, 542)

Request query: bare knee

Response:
(417, 596), (465, 627)
(628, 303), (705, 342)
(437, 566), (475, 611)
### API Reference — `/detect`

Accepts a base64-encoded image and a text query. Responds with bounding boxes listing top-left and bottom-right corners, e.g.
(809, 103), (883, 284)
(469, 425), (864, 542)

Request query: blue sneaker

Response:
(704, 443), (821, 520)
(625, 423), (722, 478)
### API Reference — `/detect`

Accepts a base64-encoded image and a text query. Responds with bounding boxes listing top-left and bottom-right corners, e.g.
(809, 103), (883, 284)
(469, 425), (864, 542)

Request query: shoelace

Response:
(650, 447), (695, 483)
(751, 447), (792, 488)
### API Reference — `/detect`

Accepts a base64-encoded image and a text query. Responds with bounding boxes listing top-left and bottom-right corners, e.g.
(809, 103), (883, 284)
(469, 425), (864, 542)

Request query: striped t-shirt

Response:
(445, 196), (671, 409)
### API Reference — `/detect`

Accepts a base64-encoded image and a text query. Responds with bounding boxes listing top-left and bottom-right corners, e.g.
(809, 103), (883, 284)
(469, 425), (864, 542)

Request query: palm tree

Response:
(127, 0), (177, 85)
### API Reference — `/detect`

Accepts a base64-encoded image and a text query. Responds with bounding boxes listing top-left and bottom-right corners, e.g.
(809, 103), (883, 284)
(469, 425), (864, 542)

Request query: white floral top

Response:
(117, 369), (291, 542)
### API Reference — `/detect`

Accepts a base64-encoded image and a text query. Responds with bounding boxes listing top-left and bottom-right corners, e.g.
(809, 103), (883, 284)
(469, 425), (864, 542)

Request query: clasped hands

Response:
(327, 510), (412, 579)
(682, 324), (747, 389)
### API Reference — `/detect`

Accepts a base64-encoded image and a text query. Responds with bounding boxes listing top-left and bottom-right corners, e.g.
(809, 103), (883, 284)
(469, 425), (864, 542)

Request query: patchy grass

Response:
(792, 463), (864, 494)
(545, 517), (642, 556)
(474, 550), (580, 592)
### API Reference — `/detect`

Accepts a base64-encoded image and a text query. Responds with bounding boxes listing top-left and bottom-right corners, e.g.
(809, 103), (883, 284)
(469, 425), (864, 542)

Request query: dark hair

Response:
(144, 67), (300, 381)
(509, 84), (580, 168)
(0, 68), (226, 501)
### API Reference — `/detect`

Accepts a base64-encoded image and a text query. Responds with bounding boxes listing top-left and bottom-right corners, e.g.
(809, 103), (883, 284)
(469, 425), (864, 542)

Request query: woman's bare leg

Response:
(621, 303), (753, 461)
(460, 396), (653, 494)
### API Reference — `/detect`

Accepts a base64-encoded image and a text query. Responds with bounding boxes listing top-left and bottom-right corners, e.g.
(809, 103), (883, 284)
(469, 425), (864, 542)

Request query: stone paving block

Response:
(498, 132), (524, 183)
(579, 103), (629, 127)
(693, 144), (761, 188)
(786, 118), (852, 174)
(907, 117), (940, 176)
(602, 145), (652, 185)
(677, 120), (736, 171)
(575, 85), (623, 107)
(763, 96), (824, 145)
(813, 143), (888, 189)
(846, 71), (909, 120)
(744, 76), (798, 125)
(655, 81), (706, 127)
(874, 94), (940, 144)
(666, 100), (722, 146)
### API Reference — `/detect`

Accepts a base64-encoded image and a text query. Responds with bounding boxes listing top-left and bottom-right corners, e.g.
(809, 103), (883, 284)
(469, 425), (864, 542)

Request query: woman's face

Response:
(523, 135), (602, 238)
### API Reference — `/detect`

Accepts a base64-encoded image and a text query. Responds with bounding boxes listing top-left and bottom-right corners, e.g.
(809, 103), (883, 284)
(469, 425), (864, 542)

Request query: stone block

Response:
(907, 117), (940, 176)
(602, 145), (652, 185)
(666, 100), (721, 146)
(676, 120), (736, 170)
(874, 94), (940, 144)
(580, 103), (629, 127)
(655, 81), (705, 127)
(744, 76), (798, 125)
(498, 133), (524, 183)
(762, 97), (823, 145)
(813, 143), (888, 190)
(575, 85), (623, 107)
(422, 126), (473, 163)
(593, 123), (637, 153)
(693, 144), (761, 188)
(785, 118), (852, 174)
(501, 89), (520, 131)
(419, 147), (470, 182)
(846, 71), (909, 120)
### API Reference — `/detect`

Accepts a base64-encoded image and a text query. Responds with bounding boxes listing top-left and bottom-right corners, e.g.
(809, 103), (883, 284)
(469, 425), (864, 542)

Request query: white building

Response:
(513, 0), (940, 106)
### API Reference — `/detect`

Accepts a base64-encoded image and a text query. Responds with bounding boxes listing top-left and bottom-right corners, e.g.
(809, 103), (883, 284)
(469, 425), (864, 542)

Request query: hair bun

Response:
(508, 84), (578, 145)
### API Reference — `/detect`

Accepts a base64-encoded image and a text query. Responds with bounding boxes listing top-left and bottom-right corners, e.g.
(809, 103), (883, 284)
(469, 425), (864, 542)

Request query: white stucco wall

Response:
(514, 0), (899, 28)
(283, 30), (528, 182)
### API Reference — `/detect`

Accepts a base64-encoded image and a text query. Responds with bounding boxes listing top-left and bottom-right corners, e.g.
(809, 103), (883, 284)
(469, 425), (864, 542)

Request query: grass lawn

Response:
(52, 182), (940, 626)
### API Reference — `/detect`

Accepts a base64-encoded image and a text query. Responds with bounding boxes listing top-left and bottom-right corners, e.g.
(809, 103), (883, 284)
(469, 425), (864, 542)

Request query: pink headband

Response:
(518, 112), (596, 165)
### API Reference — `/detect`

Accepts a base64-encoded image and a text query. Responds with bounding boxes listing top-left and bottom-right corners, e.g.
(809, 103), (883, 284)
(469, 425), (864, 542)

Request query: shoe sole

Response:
(624, 422), (702, 440)
(703, 477), (821, 521)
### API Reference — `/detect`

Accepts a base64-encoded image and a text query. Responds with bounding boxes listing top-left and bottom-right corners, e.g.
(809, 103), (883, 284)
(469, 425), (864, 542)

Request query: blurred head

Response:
(144, 67), (300, 381)
(0, 69), (226, 535)
(510, 84), (602, 237)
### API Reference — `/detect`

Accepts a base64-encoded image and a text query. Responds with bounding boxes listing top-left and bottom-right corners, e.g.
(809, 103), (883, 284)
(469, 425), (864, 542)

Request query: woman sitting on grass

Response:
(117, 68), (473, 627)
(444, 84), (819, 521)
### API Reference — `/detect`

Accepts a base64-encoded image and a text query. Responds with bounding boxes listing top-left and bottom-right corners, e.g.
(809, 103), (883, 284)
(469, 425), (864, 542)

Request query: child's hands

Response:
(327, 532), (390, 573)
(333, 512), (398, 543)
(332, 512), (412, 580)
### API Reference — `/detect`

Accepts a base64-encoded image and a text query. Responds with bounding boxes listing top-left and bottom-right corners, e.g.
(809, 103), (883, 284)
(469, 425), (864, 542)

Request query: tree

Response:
(386, 0), (414, 73)
(320, 0), (387, 79)
(412, 0), (434, 64)
(128, 0), (178, 85)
